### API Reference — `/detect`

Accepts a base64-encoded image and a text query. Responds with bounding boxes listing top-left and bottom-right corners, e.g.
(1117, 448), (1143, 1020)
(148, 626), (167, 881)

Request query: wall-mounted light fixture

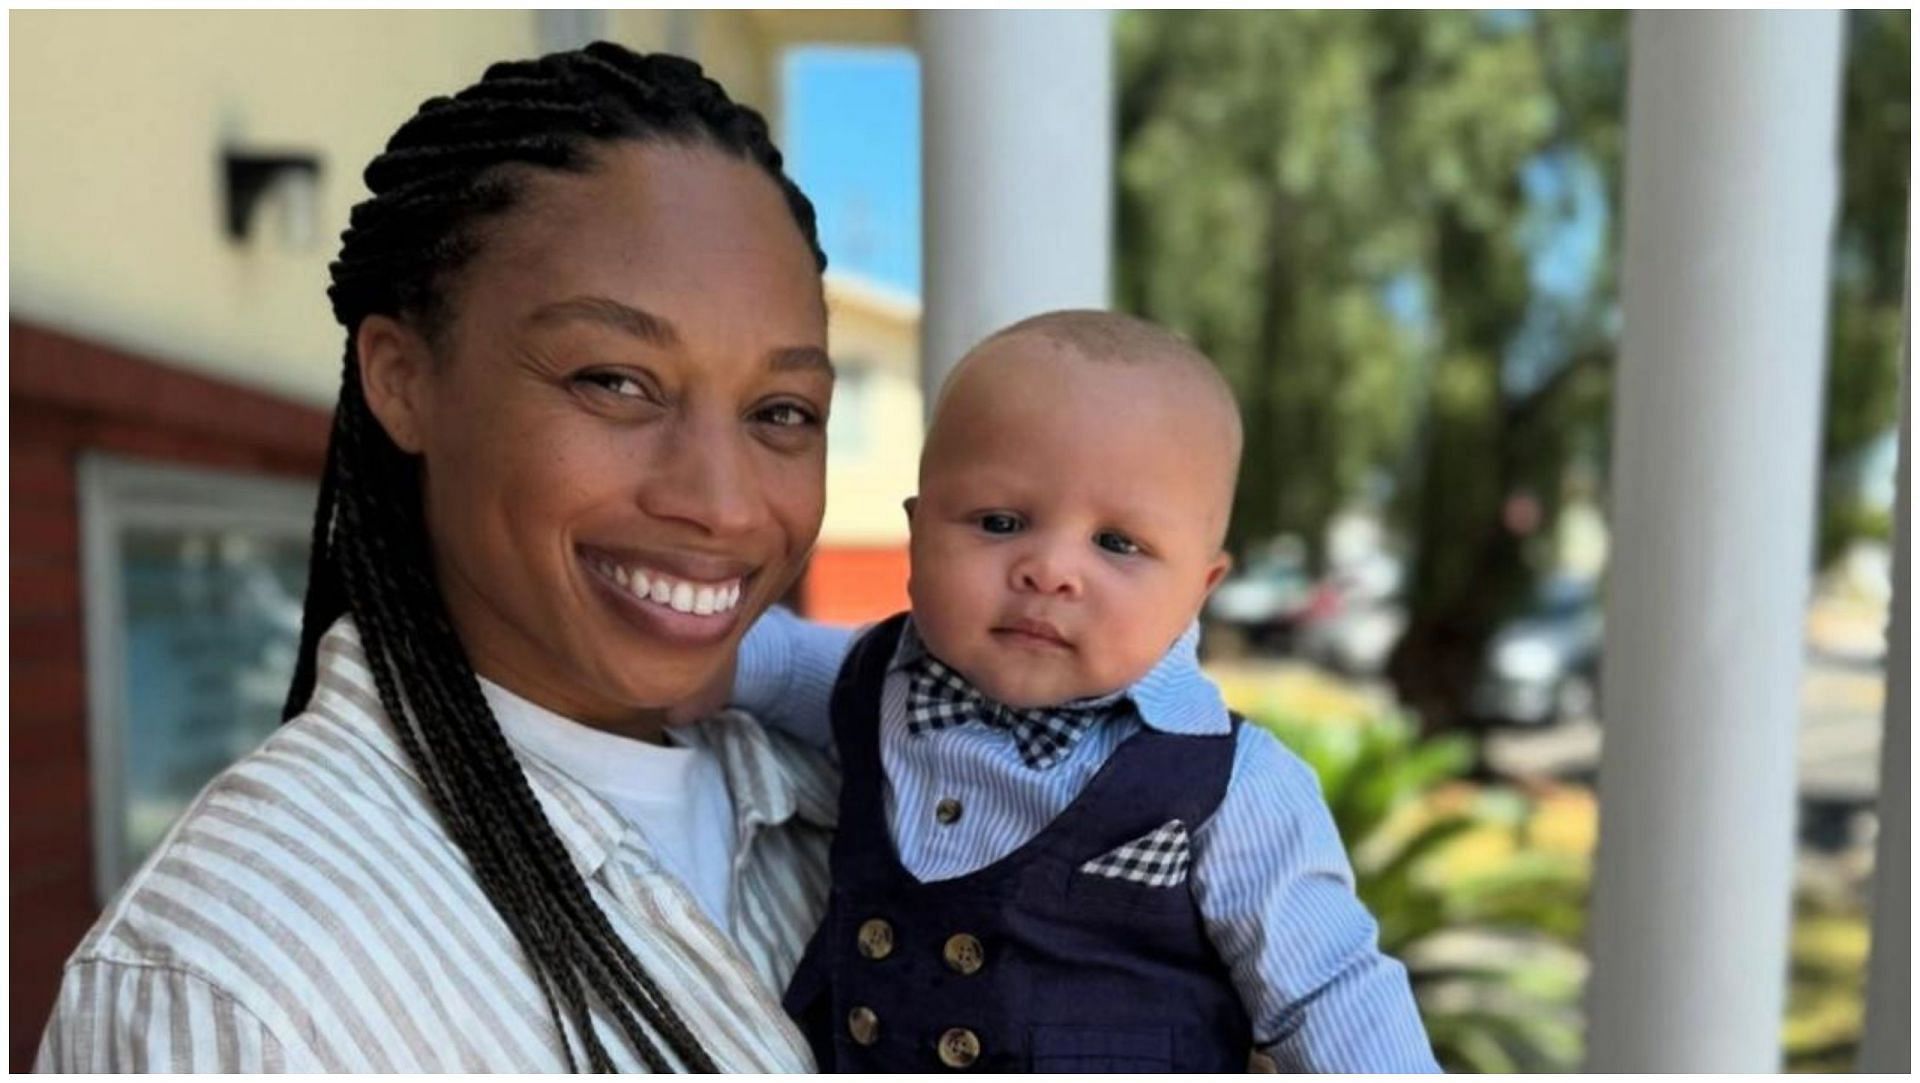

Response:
(222, 150), (321, 249)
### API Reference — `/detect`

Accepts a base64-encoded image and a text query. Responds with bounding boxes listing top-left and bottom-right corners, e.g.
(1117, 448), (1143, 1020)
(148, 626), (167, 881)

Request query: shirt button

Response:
(847, 1006), (880, 1046)
(856, 918), (894, 960)
(936, 1026), (981, 1069)
(942, 933), (985, 975)
(934, 797), (963, 825)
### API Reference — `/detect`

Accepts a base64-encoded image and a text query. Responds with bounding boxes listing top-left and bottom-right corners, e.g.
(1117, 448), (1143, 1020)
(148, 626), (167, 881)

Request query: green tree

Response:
(1120, 12), (1906, 735)
(1372, 11), (1624, 735)
(1116, 11), (1427, 566)
(1119, 11), (1625, 732)
(1818, 10), (1909, 568)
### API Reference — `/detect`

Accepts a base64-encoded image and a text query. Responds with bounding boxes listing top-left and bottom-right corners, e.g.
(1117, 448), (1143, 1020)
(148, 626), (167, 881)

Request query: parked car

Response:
(1295, 554), (1407, 676)
(1468, 574), (1604, 727)
(1205, 550), (1315, 650)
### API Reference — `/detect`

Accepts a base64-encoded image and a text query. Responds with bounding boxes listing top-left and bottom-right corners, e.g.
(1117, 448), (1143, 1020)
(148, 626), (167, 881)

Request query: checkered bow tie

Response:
(905, 654), (1123, 770)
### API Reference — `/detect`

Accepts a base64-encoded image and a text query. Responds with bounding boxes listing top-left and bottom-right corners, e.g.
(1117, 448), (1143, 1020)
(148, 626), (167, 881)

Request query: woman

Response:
(36, 43), (838, 1072)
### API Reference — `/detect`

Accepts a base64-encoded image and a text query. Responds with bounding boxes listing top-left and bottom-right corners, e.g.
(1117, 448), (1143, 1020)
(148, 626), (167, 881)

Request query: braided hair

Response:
(280, 42), (825, 1072)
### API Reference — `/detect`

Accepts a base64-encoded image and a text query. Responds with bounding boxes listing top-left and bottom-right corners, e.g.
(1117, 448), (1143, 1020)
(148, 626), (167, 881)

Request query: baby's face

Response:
(906, 337), (1236, 708)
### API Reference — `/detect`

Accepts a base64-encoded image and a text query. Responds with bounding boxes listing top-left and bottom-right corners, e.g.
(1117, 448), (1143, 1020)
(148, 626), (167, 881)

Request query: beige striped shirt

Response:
(35, 618), (838, 1072)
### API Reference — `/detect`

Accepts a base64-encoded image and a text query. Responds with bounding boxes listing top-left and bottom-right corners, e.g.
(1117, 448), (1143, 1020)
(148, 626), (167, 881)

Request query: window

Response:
(79, 454), (318, 900)
(827, 359), (873, 460)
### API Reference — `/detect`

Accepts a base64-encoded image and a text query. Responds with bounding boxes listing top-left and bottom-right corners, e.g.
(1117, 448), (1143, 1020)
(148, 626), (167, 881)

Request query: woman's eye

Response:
(1095, 530), (1141, 556)
(755, 402), (820, 428)
(979, 513), (1024, 535)
(576, 371), (648, 399)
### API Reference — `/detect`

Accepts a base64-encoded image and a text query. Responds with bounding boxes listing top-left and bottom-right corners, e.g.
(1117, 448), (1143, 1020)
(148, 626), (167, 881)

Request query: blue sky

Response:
(780, 46), (922, 296)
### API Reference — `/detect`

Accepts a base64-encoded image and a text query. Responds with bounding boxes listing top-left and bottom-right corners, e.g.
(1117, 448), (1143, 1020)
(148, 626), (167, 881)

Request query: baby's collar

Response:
(889, 616), (1231, 736)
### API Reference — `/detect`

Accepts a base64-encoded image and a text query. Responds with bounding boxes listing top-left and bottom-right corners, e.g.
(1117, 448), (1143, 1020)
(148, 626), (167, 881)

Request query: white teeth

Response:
(594, 555), (743, 616)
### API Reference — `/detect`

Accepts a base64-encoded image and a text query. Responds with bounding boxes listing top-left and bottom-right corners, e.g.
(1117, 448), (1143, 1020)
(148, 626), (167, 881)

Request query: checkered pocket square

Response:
(1079, 819), (1191, 887)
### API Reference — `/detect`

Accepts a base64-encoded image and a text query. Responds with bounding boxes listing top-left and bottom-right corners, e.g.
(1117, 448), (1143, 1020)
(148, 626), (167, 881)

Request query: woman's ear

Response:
(356, 314), (435, 454)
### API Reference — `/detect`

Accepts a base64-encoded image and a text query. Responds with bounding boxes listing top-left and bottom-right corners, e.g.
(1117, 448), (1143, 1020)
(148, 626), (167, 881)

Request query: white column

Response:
(1858, 285), (1909, 1072)
(1585, 11), (1843, 1073)
(917, 10), (1113, 404)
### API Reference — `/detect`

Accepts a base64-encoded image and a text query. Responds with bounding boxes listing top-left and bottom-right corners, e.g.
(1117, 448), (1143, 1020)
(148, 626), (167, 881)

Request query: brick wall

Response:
(9, 321), (330, 1069)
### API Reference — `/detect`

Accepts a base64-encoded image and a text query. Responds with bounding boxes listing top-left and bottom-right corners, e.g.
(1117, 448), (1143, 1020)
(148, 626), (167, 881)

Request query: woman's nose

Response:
(638, 416), (762, 537)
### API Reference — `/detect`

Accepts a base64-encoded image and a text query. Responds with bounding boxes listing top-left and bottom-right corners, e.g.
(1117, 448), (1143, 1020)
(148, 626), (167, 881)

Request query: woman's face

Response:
(367, 141), (830, 731)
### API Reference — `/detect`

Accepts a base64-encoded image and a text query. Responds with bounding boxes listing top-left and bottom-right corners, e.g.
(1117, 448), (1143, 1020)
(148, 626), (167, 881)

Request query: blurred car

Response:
(1468, 574), (1604, 727)
(1205, 550), (1315, 649)
(1295, 553), (1407, 676)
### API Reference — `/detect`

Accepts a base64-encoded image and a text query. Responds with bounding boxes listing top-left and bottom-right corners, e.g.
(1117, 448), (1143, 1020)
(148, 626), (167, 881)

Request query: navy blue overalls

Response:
(783, 614), (1254, 1072)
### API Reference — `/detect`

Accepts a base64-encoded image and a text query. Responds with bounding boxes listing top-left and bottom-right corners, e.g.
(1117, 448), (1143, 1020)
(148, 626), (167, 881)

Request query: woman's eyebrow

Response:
(767, 346), (835, 378)
(527, 296), (679, 347)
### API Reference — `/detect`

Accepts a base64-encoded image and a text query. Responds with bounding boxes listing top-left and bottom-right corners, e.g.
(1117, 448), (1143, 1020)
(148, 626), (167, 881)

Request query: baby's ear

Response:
(1202, 550), (1233, 595)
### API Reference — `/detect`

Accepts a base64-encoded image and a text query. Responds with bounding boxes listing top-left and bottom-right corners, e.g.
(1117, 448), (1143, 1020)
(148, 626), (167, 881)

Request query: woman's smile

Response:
(579, 543), (756, 645)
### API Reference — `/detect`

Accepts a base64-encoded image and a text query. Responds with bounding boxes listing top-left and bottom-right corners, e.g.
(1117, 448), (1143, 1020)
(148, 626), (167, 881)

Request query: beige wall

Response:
(12, 12), (558, 405)
(822, 276), (923, 545)
(6, 9), (813, 407)
(12, 9), (918, 541)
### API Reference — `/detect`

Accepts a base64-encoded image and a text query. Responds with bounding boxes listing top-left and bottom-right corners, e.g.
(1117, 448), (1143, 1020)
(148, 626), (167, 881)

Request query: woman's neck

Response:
(467, 656), (674, 745)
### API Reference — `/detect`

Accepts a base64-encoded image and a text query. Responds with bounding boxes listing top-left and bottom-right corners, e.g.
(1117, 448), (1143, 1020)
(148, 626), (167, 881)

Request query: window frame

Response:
(77, 452), (320, 901)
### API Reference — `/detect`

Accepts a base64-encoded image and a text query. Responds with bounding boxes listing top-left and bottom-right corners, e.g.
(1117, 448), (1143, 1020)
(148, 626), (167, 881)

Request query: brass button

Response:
(847, 1006), (880, 1046)
(934, 797), (963, 825)
(1249, 1050), (1279, 1073)
(936, 1026), (981, 1069)
(942, 932), (984, 975)
(856, 918), (894, 960)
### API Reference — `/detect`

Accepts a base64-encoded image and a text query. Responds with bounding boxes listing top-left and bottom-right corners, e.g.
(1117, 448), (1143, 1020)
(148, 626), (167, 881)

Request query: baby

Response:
(733, 310), (1438, 1072)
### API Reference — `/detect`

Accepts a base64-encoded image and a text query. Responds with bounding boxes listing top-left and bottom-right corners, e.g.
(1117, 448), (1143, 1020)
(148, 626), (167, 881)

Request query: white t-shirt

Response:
(480, 678), (737, 932)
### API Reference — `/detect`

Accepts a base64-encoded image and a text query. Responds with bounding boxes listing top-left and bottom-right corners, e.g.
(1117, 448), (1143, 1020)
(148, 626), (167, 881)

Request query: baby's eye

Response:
(1094, 530), (1141, 556)
(979, 513), (1024, 535)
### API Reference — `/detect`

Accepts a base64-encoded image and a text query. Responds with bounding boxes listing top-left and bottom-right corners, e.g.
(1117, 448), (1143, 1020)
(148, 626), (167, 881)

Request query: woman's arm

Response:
(36, 959), (311, 1071)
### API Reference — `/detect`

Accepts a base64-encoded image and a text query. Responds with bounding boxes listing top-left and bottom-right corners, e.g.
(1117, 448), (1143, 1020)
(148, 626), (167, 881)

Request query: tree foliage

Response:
(1119, 11), (1908, 733)
(1820, 10), (1910, 567)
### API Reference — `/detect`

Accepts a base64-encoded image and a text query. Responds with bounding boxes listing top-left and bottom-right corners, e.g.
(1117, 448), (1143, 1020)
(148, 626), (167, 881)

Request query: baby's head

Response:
(905, 310), (1242, 708)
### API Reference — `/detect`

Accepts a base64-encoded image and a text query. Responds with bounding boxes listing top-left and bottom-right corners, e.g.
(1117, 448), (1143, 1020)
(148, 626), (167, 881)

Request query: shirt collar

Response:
(887, 615), (1230, 737)
(306, 616), (834, 885)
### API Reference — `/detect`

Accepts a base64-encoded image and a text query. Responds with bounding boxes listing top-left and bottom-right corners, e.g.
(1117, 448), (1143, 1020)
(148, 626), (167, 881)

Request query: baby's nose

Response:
(1013, 547), (1081, 596)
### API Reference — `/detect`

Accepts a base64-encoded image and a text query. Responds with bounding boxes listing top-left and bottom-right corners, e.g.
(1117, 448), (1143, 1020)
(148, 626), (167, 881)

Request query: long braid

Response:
(282, 42), (824, 1072)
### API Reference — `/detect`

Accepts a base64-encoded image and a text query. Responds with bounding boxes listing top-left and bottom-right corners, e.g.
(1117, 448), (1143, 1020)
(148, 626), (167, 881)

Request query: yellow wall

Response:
(11, 11), (558, 405)
(12, 9), (918, 542)
(822, 275), (923, 545)
(6, 10), (814, 407)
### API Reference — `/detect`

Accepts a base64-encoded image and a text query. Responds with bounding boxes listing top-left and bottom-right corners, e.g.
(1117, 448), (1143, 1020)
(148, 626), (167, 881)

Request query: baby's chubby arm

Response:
(730, 604), (863, 755)
(1192, 727), (1442, 1072)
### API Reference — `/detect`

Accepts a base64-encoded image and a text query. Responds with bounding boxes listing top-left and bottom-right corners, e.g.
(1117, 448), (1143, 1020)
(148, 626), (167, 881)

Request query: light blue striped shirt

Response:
(736, 607), (1439, 1072)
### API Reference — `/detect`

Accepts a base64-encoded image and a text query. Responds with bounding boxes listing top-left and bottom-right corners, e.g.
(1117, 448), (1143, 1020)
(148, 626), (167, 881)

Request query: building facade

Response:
(9, 11), (919, 1065)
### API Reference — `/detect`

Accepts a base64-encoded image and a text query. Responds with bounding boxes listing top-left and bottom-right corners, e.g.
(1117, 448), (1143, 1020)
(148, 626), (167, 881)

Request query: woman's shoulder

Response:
(697, 707), (840, 831)
(56, 700), (476, 1068)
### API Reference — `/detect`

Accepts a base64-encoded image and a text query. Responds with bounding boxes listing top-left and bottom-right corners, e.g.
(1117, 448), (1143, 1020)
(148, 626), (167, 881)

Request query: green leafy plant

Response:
(1257, 709), (1591, 1072)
